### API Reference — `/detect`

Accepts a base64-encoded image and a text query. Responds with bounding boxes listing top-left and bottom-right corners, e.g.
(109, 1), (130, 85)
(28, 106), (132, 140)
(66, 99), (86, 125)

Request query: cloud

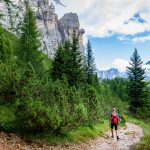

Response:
(112, 59), (129, 72)
(132, 35), (150, 42)
(117, 36), (129, 42)
(99, 58), (150, 72)
(56, 0), (150, 38)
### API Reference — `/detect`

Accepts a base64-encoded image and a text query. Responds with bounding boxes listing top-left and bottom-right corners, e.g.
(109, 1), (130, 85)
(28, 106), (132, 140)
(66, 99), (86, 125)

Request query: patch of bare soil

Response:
(0, 122), (143, 150)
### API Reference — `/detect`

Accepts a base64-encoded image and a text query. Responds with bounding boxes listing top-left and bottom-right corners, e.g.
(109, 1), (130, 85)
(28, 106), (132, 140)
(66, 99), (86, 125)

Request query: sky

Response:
(54, 0), (150, 72)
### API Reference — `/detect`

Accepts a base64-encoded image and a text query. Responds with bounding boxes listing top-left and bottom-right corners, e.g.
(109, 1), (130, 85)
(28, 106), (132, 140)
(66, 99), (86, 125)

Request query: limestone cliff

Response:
(58, 13), (85, 54)
(0, 0), (25, 35)
(0, 0), (85, 58)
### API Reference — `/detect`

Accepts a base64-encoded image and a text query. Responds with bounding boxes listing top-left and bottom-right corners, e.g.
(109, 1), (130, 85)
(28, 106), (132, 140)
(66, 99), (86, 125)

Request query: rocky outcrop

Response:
(0, 0), (25, 35)
(0, 0), (85, 58)
(37, 1), (62, 57)
(58, 13), (85, 53)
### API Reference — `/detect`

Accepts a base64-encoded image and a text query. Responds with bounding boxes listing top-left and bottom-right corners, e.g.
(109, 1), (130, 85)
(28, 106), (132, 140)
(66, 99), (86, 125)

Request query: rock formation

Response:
(0, 0), (85, 58)
(0, 0), (25, 35)
(37, 0), (62, 57)
(58, 13), (85, 53)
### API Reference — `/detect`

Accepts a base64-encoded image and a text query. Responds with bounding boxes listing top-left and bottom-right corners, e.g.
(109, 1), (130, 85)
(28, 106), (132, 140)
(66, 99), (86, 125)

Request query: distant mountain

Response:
(97, 61), (150, 80)
(96, 68), (127, 79)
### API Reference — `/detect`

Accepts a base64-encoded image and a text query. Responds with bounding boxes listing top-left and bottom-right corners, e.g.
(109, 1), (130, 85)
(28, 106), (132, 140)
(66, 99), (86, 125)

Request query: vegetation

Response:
(17, 2), (43, 72)
(0, 26), (13, 63)
(0, 26), (18, 50)
(0, 3), (127, 138)
(102, 77), (129, 101)
(126, 49), (149, 117)
(86, 40), (96, 84)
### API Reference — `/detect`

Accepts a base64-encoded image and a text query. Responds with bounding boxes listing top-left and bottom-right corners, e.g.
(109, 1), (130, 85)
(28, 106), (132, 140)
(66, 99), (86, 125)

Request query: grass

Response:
(66, 120), (109, 143)
(16, 120), (109, 146)
(125, 115), (150, 150)
(0, 25), (18, 50)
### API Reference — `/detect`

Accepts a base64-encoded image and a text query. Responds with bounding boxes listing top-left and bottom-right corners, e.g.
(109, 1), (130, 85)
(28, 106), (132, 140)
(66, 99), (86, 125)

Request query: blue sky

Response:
(55, 0), (150, 71)
(90, 35), (150, 71)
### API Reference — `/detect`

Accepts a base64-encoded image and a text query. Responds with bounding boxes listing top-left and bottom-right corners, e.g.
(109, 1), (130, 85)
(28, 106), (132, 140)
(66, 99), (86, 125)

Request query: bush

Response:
(0, 62), (129, 135)
(0, 105), (16, 132)
(136, 107), (150, 123)
(74, 103), (88, 125)
(15, 98), (62, 132)
(0, 62), (21, 103)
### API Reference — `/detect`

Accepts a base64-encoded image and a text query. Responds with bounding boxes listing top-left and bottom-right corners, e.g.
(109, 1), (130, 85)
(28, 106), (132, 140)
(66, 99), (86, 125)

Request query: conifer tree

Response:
(86, 39), (96, 84)
(68, 30), (86, 86)
(126, 49), (148, 115)
(52, 43), (67, 80)
(18, 2), (43, 70)
(52, 31), (85, 86)
(0, 27), (13, 63)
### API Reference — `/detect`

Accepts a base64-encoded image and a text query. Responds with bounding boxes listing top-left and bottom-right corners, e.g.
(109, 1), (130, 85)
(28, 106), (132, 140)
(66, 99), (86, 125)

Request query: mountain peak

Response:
(97, 68), (123, 79)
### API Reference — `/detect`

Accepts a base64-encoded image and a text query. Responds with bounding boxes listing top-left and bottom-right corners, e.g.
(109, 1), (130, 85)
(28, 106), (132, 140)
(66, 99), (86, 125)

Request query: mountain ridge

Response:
(97, 61), (150, 80)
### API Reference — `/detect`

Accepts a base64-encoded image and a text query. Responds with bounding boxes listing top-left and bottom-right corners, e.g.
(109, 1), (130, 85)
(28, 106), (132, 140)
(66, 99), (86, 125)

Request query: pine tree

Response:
(51, 43), (69, 80)
(52, 31), (86, 86)
(68, 30), (86, 86)
(126, 49), (148, 115)
(86, 39), (96, 84)
(18, 2), (43, 70)
(0, 27), (13, 63)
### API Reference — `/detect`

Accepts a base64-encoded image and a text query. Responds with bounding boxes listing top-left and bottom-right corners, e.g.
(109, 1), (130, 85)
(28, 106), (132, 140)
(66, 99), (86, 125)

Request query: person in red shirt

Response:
(110, 108), (119, 140)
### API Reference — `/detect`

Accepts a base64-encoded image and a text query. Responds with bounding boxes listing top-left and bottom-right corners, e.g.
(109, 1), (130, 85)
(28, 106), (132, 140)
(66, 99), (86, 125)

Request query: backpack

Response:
(111, 113), (118, 124)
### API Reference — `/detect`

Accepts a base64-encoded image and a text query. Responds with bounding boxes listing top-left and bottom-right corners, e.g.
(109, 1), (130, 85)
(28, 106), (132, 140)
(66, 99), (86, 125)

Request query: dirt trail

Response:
(0, 122), (143, 150)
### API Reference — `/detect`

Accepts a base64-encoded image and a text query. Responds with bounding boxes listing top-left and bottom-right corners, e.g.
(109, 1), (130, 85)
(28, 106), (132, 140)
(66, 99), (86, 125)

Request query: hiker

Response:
(110, 108), (119, 140)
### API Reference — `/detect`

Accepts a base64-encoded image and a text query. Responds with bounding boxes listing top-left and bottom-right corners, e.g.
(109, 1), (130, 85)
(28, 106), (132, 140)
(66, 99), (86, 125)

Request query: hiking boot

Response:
(117, 136), (120, 140)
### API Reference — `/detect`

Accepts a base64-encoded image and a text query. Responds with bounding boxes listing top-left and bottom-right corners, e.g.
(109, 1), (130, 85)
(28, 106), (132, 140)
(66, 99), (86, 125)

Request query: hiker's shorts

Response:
(111, 123), (118, 130)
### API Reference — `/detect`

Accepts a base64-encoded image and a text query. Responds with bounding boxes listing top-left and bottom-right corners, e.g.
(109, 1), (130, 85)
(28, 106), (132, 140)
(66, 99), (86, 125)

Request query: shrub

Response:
(0, 62), (21, 103)
(0, 105), (16, 132)
(74, 103), (88, 125)
(15, 98), (62, 132)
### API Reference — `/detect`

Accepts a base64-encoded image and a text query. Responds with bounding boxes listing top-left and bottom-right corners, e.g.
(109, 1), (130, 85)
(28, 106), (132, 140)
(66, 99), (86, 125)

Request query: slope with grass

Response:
(0, 25), (52, 70)
(0, 26), (18, 50)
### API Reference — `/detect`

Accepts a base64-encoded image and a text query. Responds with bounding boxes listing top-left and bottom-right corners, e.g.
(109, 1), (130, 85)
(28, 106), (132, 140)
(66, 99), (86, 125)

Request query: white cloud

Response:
(117, 36), (126, 41)
(132, 35), (150, 42)
(55, 0), (150, 38)
(99, 58), (150, 72)
(112, 59), (129, 72)
(117, 36), (129, 42)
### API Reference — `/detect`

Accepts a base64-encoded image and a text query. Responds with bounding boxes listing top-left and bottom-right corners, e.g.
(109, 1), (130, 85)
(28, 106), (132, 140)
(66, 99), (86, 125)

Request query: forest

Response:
(0, 1), (149, 149)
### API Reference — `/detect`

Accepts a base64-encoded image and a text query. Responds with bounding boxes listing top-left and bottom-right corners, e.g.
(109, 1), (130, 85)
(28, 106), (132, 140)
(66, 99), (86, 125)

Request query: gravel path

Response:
(0, 122), (143, 150)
